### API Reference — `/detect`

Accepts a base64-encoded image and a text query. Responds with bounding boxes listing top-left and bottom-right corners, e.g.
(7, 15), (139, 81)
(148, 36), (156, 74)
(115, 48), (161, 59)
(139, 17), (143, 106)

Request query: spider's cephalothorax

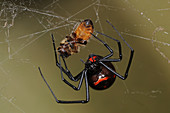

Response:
(57, 19), (94, 58)
(86, 54), (116, 90)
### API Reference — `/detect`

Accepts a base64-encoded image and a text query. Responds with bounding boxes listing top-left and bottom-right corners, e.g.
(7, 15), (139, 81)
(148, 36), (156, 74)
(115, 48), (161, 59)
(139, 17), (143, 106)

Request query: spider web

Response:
(0, 0), (169, 113)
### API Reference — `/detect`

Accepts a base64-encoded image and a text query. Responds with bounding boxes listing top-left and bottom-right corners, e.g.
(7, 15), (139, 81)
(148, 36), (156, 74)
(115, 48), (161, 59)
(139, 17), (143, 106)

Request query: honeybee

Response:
(57, 19), (94, 58)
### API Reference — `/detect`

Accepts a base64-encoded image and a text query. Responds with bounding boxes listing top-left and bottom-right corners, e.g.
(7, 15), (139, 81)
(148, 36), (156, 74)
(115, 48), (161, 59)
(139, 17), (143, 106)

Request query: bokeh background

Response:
(0, 0), (170, 113)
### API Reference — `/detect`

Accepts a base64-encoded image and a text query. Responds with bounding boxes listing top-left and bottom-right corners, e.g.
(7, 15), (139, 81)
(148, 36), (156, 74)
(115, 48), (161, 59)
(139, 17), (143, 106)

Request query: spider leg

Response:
(38, 67), (89, 104)
(107, 20), (134, 79)
(51, 34), (81, 81)
(99, 62), (126, 80)
(58, 54), (84, 90)
(94, 31), (122, 62)
(61, 55), (69, 71)
(106, 20), (133, 51)
(99, 20), (134, 80)
(60, 55), (83, 82)
(91, 33), (114, 59)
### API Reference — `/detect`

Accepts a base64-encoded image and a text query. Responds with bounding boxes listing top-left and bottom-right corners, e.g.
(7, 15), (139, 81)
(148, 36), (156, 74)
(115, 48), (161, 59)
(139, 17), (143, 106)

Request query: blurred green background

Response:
(0, 0), (170, 113)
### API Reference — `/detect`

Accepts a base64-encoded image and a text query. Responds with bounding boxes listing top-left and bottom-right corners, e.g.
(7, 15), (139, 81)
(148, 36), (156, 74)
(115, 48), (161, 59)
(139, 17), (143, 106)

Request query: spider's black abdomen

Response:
(86, 55), (116, 90)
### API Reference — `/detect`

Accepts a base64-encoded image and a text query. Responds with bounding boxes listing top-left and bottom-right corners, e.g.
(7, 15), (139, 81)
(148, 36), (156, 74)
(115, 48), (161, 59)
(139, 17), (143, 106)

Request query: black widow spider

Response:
(38, 20), (134, 104)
